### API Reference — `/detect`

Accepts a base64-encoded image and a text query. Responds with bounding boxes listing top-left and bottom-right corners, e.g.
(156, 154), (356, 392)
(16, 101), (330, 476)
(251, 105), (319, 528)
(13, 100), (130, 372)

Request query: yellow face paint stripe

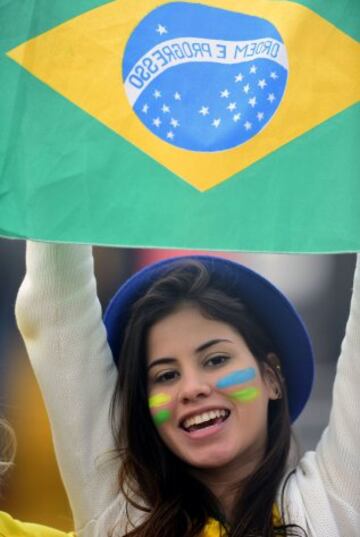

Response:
(149, 393), (171, 408)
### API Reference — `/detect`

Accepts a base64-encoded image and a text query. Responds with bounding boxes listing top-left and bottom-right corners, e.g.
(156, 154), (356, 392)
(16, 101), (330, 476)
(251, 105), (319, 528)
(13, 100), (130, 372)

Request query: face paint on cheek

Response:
(215, 367), (260, 403)
(148, 393), (172, 426)
(152, 408), (171, 425)
(215, 367), (256, 389)
(229, 386), (260, 402)
(149, 393), (171, 407)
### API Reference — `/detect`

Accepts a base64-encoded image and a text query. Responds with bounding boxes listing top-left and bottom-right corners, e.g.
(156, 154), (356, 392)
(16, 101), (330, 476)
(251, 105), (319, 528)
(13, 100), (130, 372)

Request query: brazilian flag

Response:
(0, 0), (359, 252)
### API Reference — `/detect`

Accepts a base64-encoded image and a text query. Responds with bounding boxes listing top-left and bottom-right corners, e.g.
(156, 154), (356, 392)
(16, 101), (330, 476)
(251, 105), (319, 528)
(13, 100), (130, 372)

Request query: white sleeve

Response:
(315, 255), (360, 520)
(15, 241), (120, 533)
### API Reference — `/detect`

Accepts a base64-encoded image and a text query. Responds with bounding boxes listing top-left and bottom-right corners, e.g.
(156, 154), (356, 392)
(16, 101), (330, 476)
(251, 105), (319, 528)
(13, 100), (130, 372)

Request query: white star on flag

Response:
(199, 106), (209, 116)
(244, 121), (252, 130)
(243, 84), (250, 94)
(152, 117), (161, 127)
(170, 118), (180, 128)
(156, 24), (167, 35)
(142, 104), (149, 113)
(235, 73), (244, 82)
(220, 89), (230, 98)
(153, 90), (161, 99)
(249, 65), (257, 74)
(174, 92), (181, 100)
(233, 113), (241, 122)
(212, 118), (221, 128)
(257, 112), (265, 121)
(270, 72), (278, 79)
(258, 79), (267, 89)
(248, 96), (257, 108)
(267, 93), (276, 103)
(227, 102), (237, 112)
(166, 131), (174, 139)
(161, 104), (170, 113)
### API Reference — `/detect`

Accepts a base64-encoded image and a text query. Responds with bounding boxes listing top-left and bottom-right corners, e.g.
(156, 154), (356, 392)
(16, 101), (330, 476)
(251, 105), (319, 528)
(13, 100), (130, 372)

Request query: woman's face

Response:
(147, 305), (278, 471)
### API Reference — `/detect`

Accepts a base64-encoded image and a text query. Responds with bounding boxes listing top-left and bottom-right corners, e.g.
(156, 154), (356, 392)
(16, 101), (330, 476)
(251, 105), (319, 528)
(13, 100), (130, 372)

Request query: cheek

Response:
(151, 407), (171, 426)
(148, 392), (175, 427)
(216, 367), (257, 389)
(216, 367), (262, 404)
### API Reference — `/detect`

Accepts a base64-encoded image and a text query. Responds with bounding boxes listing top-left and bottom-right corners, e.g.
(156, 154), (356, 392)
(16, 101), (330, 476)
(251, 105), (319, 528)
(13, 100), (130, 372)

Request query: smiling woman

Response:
(110, 258), (293, 536)
(15, 243), (360, 537)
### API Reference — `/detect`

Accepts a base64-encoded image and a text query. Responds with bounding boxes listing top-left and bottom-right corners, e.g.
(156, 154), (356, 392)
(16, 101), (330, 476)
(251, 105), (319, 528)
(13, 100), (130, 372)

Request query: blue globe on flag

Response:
(122, 2), (288, 152)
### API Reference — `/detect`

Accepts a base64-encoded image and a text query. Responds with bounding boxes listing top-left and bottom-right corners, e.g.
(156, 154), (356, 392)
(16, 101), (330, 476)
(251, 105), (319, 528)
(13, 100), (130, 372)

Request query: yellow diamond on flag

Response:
(7, 0), (360, 191)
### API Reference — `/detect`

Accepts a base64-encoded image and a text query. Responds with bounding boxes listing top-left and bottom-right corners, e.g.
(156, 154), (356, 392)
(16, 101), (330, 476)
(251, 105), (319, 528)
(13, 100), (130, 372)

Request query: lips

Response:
(180, 408), (230, 432)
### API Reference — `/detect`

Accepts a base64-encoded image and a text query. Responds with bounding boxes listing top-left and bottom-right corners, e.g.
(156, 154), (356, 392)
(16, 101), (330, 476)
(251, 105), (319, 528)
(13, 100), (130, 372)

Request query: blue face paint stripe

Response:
(216, 367), (256, 389)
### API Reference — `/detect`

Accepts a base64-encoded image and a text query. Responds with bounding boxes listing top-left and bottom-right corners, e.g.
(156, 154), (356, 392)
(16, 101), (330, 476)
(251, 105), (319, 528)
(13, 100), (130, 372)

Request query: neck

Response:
(191, 444), (265, 523)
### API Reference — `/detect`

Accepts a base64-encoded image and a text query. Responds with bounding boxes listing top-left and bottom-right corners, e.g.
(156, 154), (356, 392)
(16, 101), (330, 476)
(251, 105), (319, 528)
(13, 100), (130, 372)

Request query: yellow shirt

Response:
(201, 518), (227, 536)
(202, 505), (282, 536)
(0, 512), (74, 537)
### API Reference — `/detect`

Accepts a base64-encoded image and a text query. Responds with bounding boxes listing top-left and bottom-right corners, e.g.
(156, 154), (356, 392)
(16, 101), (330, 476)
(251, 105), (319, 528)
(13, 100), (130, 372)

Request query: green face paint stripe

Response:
(229, 387), (260, 402)
(149, 393), (171, 408)
(153, 408), (171, 425)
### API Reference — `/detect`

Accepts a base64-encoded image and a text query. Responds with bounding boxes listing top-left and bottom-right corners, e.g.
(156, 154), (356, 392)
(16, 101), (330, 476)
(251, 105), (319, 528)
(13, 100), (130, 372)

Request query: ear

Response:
(262, 353), (282, 400)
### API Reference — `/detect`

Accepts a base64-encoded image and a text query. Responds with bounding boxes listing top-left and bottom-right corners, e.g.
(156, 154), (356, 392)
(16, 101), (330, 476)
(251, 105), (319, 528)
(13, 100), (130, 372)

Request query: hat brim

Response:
(104, 255), (314, 422)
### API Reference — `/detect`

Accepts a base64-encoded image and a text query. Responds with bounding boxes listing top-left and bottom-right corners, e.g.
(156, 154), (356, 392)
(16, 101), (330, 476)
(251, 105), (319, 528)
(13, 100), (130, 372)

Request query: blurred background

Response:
(0, 237), (356, 530)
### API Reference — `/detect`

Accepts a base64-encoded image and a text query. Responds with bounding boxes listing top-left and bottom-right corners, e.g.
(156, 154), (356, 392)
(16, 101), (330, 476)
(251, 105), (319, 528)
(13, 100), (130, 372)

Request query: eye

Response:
(204, 354), (230, 368)
(154, 370), (179, 384)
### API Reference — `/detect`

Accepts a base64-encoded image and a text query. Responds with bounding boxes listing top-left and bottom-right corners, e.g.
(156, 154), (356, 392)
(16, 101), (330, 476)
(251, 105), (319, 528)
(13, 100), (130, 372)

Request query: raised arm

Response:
(15, 242), (120, 533)
(293, 255), (360, 534)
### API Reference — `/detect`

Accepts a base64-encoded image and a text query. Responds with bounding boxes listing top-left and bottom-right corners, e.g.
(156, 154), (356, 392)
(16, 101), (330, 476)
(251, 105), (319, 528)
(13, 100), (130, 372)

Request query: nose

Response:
(179, 371), (212, 404)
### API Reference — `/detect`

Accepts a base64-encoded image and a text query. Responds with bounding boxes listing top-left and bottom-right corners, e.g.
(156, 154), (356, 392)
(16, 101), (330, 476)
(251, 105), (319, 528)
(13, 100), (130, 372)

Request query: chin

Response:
(184, 444), (246, 469)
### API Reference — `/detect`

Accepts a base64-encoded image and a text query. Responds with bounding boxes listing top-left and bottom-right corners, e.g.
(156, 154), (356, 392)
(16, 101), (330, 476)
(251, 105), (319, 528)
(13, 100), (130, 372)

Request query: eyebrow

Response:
(147, 338), (233, 371)
(195, 338), (233, 353)
(147, 357), (177, 371)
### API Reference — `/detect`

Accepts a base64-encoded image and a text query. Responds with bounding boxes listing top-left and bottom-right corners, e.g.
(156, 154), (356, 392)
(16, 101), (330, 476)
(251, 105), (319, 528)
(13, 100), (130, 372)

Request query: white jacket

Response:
(15, 243), (360, 536)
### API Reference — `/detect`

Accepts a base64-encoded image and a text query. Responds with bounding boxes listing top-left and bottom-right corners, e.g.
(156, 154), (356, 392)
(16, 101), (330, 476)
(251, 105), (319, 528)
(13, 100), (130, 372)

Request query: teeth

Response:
(183, 409), (227, 430)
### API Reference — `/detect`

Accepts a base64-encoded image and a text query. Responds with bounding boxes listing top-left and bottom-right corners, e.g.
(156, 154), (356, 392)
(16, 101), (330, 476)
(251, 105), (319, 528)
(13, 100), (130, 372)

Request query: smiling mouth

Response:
(181, 409), (230, 432)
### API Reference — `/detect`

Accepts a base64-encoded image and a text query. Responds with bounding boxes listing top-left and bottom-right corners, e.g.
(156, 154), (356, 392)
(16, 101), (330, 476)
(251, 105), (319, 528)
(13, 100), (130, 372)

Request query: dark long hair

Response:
(111, 260), (306, 536)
